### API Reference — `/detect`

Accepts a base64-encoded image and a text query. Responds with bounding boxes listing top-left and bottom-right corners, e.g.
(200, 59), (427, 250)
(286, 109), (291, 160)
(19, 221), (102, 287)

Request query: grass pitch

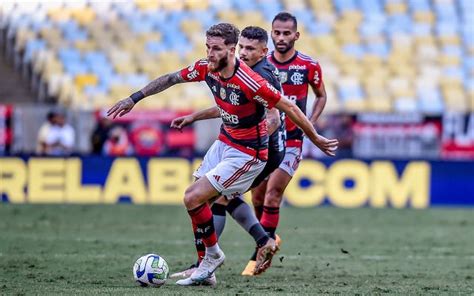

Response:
(0, 204), (473, 295)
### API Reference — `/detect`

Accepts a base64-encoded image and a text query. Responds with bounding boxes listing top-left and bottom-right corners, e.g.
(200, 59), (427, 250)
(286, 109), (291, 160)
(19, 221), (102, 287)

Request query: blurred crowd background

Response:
(0, 0), (472, 159)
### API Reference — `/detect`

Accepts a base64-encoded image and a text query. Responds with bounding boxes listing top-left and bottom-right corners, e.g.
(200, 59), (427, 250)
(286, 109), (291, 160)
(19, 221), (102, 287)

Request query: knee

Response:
(265, 187), (284, 207)
(183, 187), (200, 209)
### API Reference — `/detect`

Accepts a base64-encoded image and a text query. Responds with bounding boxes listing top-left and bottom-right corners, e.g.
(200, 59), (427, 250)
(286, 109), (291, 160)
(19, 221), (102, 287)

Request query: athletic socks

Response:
(211, 203), (227, 238)
(254, 205), (264, 221)
(260, 206), (280, 239)
(188, 203), (218, 256)
(227, 198), (269, 247)
(191, 220), (205, 263)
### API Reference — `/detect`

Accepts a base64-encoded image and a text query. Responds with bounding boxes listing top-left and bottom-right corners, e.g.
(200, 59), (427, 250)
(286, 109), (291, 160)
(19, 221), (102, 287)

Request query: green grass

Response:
(0, 205), (473, 295)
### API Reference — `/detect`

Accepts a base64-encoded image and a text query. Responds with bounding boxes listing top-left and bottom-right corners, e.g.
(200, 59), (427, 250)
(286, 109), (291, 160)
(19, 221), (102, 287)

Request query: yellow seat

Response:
(344, 99), (368, 113)
(341, 10), (363, 24)
(109, 84), (135, 99)
(308, 0), (332, 10)
(47, 8), (71, 22)
(443, 89), (467, 112)
(414, 11), (435, 24)
(70, 8), (96, 26)
(217, 10), (240, 24)
(341, 61), (364, 77)
(14, 27), (35, 53)
(75, 40), (97, 52)
(191, 97), (215, 111)
(135, 0), (160, 11)
(161, 0), (185, 10)
(469, 92), (474, 112)
(181, 19), (203, 39)
(114, 62), (138, 75)
(75, 74), (99, 90)
(90, 93), (112, 109)
(185, 0), (209, 10)
(438, 54), (461, 66)
(157, 52), (183, 73)
(385, 2), (407, 14)
(367, 97), (392, 113)
(438, 35), (461, 46)
(137, 99), (164, 110)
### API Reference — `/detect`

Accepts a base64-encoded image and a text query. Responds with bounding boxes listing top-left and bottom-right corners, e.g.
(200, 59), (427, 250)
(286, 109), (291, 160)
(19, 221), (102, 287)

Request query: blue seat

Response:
(63, 60), (88, 77)
(343, 44), (365, 59)
(23, 39), (46, 64)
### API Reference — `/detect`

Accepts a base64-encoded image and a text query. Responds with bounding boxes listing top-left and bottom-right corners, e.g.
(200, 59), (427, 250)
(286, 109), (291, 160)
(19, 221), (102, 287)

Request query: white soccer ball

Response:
(133, 254), (169, 287)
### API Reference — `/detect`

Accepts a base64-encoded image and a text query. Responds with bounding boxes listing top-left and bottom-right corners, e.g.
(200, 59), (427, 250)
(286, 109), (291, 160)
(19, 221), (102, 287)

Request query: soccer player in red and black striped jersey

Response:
(242, 12), (329, 275)
(170, 26), (287, 282)
(108, 23), (337, 287)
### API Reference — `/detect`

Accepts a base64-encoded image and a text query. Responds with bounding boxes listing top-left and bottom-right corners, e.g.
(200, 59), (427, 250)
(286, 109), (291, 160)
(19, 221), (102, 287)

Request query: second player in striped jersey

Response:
(241, 12), (330, 276)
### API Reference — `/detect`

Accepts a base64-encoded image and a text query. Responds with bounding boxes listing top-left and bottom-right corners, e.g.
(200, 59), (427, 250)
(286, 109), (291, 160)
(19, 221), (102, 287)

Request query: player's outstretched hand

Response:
(107, 97), (135, 119)
(170, 115), (194, 132)
(314, 134), (339, 157)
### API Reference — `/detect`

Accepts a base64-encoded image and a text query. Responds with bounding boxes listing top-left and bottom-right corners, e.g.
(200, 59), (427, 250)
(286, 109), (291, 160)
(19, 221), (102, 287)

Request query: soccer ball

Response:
(133, 254), (169, 287)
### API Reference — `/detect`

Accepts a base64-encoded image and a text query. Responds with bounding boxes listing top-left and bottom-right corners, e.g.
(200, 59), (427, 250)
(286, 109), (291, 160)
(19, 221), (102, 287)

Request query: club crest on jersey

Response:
(279, 71), (288, 83)
(220, 87), (226, 100)
(291, 72), (304, 85)
(229, 91), (239, 105)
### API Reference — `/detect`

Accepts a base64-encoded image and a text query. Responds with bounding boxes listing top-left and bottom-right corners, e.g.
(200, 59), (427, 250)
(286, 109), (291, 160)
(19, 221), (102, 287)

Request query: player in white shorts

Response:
(108, 23), (338, 287)
(193, 140), (265, 200)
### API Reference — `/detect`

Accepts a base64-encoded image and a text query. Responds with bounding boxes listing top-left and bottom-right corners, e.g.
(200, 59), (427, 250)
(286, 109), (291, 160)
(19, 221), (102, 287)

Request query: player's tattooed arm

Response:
(107, 71), (185, 119)
(140, 71), (185, 97)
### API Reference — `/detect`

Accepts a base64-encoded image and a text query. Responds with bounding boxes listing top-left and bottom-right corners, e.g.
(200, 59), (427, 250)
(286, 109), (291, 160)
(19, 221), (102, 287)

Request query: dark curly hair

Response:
(206, 23), (240, 45)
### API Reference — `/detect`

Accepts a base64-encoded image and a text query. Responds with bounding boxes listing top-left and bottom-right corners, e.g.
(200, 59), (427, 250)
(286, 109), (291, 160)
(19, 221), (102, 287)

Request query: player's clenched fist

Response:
(107, 97), (135, 119)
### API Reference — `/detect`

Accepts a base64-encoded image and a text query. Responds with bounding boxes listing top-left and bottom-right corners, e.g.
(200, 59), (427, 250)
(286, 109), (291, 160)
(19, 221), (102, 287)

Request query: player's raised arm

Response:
(275, 96), (338, 156)
(171, 107), (220, 131)
(107, 71), (185, 119)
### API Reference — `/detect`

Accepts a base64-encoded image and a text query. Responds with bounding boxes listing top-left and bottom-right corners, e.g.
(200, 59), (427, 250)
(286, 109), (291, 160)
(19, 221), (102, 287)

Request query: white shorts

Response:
(278, 147), (302, 177)
(194, 140), (266, 199)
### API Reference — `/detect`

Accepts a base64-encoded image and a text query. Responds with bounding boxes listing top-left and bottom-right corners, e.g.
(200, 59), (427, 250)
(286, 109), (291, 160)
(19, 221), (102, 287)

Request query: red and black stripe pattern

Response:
(267, 51), (323, 148)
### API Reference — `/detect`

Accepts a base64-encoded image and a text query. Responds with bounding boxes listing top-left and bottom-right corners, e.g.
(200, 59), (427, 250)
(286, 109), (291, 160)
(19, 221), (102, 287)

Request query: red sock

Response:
(188, 204), (217, 247)
(260, 206), (279, 238)
(192, 220), (205, 263)
(254, 205), (264, 221)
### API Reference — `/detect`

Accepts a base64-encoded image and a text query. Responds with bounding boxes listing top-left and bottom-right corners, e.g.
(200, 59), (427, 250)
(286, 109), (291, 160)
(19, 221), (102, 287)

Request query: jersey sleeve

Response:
(308, 62), (323, 89)
(258, 67), (282, 92)
(180, 59), (208, 82)
(252, 80), (282, 109)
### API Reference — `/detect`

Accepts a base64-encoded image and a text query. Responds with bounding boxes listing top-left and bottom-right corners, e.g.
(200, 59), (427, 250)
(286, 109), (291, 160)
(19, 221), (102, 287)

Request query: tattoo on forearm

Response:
(140, 71), (184, 97)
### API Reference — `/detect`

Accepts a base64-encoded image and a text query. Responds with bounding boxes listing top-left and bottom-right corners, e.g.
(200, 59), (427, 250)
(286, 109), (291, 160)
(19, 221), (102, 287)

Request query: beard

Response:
(208, 55), (229, 73)
(273, 39), (295, 54)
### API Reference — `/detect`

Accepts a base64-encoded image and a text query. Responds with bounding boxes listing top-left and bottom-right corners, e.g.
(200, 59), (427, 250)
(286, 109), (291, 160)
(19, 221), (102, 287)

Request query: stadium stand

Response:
(0, 0), (472, 113)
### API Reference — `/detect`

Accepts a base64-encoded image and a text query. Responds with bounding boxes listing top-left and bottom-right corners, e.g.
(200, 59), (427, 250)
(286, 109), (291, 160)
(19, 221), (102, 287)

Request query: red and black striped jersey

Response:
(180, 58), (282, 160)
(267, 51), (323, 148)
